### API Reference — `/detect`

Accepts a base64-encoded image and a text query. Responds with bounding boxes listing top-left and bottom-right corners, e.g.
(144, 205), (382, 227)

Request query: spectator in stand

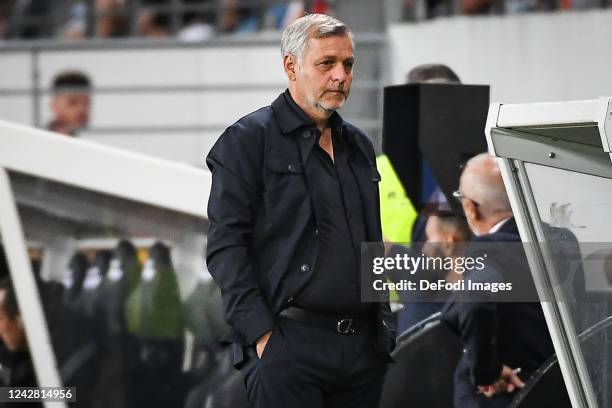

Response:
(61, 1), (88, 39)
(263, 1), (332, 31)
(221, 0), (258, 33)
(137, 8), (171, 38)
(95, 0), (128, 37)
(47, 71), (92, 137)
(61, 0), (127, 39)
(1, 0), (57, 39)
(178, 1), (216, 42)
(0, 1), (15, 38)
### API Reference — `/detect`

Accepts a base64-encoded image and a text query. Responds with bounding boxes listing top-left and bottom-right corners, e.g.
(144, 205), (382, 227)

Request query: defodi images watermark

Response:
(360, 242), (612, 303)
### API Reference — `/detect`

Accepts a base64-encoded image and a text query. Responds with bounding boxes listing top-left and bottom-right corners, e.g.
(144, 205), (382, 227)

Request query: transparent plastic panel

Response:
(2, 170), (243, 408)
(524, 162), (612, 407)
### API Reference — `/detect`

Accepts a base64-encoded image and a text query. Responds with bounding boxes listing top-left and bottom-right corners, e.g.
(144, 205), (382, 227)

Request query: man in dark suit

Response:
(443, 153), (554, 408)
(205, 13), (394, 408)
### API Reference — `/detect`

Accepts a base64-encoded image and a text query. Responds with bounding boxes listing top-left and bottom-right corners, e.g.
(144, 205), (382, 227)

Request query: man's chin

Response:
(319, 98), (346, 112)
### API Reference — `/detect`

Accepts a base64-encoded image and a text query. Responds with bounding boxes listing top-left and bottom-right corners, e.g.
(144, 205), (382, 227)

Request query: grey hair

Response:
(461, 153), (512, 215)
(280, 14), (354, 62)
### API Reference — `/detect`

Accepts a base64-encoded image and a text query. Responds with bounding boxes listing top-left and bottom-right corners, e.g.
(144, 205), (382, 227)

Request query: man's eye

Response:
(344, 61), (354, 68)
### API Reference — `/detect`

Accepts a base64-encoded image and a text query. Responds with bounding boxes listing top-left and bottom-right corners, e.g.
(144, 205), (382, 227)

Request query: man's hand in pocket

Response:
(256, 331), (273, 358)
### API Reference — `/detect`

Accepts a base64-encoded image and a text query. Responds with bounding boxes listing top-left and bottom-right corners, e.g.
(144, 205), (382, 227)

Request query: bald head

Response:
(460, 153), (511, 218)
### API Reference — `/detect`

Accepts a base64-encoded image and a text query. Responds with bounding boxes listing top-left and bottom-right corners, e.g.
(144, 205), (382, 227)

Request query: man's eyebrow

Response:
(316, 55), (355, 61)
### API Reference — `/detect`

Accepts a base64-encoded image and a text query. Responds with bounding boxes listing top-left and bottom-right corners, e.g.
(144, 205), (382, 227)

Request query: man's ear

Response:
(283, 54), (297, 81)
(463, 200), (479, 222)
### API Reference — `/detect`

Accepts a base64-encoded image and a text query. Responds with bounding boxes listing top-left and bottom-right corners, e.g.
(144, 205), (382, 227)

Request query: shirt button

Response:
(302, 130), (312, 139)
(300, 264), (310, 273)
(287, 297), (294, 304)
(288, 164), (296, 172)
(314, 228), (319, 238)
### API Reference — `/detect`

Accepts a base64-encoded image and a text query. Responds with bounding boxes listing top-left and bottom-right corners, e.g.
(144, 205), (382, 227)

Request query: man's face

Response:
(424, 215), (452, 258)
(0, 291), (26, 352)
(425, 215), (448, 243)
(51, 91), (91, 132)
(293, 33), (354, 114)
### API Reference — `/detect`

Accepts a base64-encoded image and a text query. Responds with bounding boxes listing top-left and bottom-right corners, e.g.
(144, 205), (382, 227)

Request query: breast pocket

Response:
(263, 156), (310, 215)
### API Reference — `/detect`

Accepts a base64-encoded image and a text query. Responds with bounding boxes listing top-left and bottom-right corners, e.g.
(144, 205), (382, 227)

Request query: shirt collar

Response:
(489, 217), (512, 234)
(271, 89), (344, 136)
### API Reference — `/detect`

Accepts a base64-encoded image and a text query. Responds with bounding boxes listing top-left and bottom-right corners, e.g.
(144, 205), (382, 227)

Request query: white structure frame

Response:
(486, 97), (612, 408)
(0, 120), (211, 407)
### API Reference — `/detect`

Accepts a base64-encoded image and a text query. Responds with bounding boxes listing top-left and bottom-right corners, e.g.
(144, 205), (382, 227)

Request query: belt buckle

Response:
(337, 317), (356, 335)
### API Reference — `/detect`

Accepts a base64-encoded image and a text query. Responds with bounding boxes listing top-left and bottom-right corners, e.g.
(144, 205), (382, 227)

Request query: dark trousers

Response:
(239, 317), (386, 408)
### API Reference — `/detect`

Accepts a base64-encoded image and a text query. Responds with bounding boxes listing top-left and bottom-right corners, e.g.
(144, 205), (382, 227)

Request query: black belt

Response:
(278, 306), (372, 335)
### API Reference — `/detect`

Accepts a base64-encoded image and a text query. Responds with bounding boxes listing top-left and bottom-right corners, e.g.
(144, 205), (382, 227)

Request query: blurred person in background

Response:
(60, 0), (87, 39)
(388, 211), (471, 335)
(406, 62), (461, 84)
(136, 8), (171, 38)
(263, 1), (331, 31)
(47, 70), (92, 137)
(421, 214), (471, 289)
(96, 0), (128, 38)
(61, 0), (127, 39)
(0, 1), (16, 38)
(0, 277), (39, 396)
(221, 0), (259, 33)
(405, 63), (461, 243)
(95, 0), (128, 37)
(380, 63), (464, 332)
(0, 0), (53, 39)
(178, 0), (216, 42)
(0, 254), (61, 407)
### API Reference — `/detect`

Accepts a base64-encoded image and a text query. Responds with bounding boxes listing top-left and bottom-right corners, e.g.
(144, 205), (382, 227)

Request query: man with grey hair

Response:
(206, 13), (394, 408)
(455, 153), (512, 236)
(443, 153), (554, 408)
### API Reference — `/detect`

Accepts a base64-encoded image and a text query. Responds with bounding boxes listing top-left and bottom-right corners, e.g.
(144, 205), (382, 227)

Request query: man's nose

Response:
(331, 63), (348, 83)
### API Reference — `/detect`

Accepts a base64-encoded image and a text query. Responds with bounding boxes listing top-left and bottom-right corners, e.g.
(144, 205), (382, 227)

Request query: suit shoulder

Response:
(210, 107), (272, 152)
(225, 106), (274, 137)
(206, 106), (273, 170)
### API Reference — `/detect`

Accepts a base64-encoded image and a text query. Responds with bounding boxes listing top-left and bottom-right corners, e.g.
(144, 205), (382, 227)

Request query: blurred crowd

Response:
(1, 0), (611, 41)
(0, 0), (332, 41)
(402, 0), (610, 20)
